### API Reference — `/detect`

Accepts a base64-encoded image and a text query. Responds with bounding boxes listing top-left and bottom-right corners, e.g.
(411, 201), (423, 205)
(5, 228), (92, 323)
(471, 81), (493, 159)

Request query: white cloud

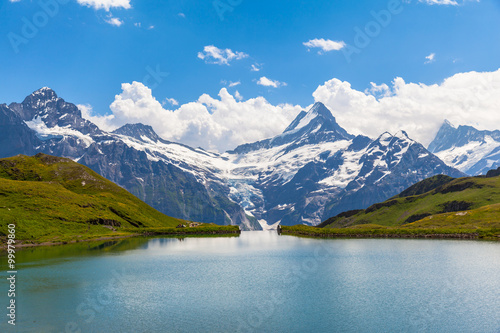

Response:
(80, 70), (500, 153)
(198, 45), (249, 65)
(228, 81), (241, 88)
(419, 0), (458, 4)
(312, 69), (500, 146)
(425, 53), (436, 64)
(234, 91), (243, 101)
(134, 22), (141, 27)
(83, 82), (302, 152)
(257, 76), (287, 88)
(163, 98), (179, 106)
(105, 16), (123, 27)
(77, 0), (131, 11)
(303, 38), (346, 54)
(77, 104), (116, 132)
(178, 13), (186, 18)
(251, 64), (261, 72)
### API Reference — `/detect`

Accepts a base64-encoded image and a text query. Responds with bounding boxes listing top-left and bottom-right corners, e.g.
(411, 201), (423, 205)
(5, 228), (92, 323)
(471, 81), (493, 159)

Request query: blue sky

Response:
(1, 0), (500, 151)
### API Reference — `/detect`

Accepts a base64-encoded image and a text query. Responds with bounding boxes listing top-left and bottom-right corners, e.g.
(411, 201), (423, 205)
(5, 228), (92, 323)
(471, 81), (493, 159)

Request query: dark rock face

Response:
(486, 167), (500, 178)
(78, 141), (252, 228)
(397, 174), (455, 198)
(439, 201), (473, 213)
(9, 87), (101, 136)
(0, 104), (40, 158)
(113, 123), (162, 143)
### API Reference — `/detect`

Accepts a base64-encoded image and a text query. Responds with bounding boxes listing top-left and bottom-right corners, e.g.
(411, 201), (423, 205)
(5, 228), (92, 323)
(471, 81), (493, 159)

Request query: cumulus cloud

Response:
(257, 76), (287, 88)
(198, 45), (249, 65)
(83, 82), (302, 152)
(312, 69), (500, 146)
(81, 70), (500, 152)
(303, 38), (346, 54)
(77, 104), (116, 132)
(105, 15), (123, 26)
(425, 53), (436, 64)
(77, 0), (131, 11)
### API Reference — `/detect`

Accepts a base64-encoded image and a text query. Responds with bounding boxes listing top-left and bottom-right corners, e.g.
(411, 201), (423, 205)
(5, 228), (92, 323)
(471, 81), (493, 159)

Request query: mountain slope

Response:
(0, 153), (185, 242)
(2, 88), (260, 230)
(225, 106), (465, 226)
(428, 121), (500, 175)
(320, 167), (500, 229)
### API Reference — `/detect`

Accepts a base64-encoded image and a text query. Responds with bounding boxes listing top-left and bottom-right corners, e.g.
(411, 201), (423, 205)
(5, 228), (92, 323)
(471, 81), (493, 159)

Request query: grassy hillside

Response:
(0, 154), (238, 245)
(320, 170), (500, 229)
(281, 169), (500, 240)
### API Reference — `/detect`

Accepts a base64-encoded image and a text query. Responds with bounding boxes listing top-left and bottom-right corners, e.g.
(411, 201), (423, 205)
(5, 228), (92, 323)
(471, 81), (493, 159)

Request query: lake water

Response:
(1, 232), (500, 333)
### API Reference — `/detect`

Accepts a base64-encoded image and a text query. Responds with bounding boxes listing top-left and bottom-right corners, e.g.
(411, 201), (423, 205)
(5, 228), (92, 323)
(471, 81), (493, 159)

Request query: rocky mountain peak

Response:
(31, 87), (58, 100)
(230, 102), (354, 154)
(113, 123), (162, 143)
(284, 102), (339, 133)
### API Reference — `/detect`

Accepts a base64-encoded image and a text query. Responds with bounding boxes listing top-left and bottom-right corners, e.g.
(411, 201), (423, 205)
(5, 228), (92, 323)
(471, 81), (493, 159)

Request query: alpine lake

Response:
(1, 231), (499, 333)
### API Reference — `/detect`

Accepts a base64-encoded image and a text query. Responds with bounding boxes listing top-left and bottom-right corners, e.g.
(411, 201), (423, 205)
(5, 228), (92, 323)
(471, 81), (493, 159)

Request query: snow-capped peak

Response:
(30, 87), (58, 100)
(394, 130), (411, 140)
(377, 132), (393, 144)
(284, 102), (335, 133)
(429, 121), (500, 175)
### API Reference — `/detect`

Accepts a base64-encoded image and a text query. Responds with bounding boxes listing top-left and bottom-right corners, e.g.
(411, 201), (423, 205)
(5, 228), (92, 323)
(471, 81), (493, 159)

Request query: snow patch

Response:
(25, 116), (94, 148)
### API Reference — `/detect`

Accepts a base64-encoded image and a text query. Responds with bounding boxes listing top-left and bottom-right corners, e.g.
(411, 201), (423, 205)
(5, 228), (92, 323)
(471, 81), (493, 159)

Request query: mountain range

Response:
(428, 120), (500, 175)
(2, 88), (486, 230)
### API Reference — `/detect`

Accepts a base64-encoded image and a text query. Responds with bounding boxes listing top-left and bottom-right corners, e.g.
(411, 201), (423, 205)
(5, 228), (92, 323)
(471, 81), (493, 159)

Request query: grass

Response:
(281, 224), (500, 240)
(0, 154), (240, 246)
(122, 225), (241, 236)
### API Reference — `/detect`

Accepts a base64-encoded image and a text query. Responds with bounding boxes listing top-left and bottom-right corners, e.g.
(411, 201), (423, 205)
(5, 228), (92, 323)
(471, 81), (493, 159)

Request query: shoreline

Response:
(0, 226), (242, 250)
(280, 225), (500, 241)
